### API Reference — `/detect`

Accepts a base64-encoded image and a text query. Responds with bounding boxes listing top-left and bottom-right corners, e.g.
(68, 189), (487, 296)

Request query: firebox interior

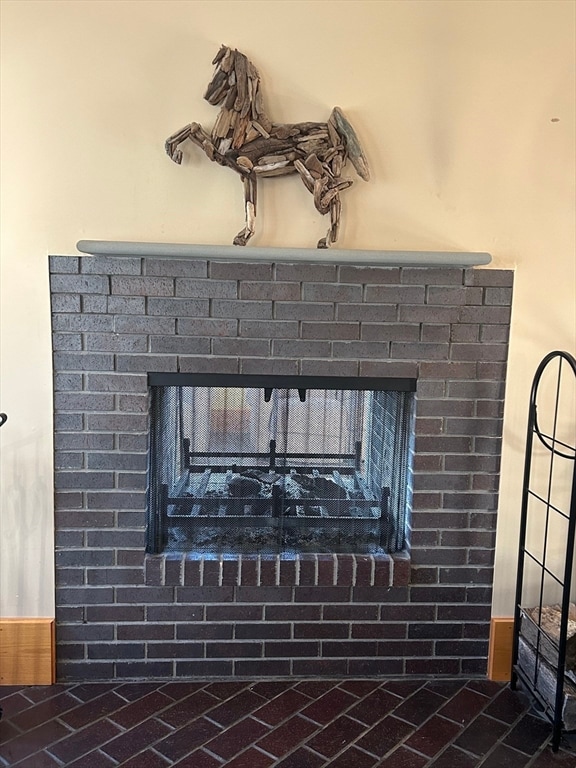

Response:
(146, 374), (416, 557)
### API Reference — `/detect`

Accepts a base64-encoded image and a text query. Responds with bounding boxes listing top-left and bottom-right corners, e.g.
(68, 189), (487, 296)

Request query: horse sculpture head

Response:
(166, 45), (369, 247)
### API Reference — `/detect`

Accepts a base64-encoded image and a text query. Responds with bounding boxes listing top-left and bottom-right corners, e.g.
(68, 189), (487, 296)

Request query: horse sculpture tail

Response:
(329, 107), (370, 182)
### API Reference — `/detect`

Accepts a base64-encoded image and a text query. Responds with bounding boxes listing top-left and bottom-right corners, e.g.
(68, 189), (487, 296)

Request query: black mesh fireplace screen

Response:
(146, 374), (416, 556)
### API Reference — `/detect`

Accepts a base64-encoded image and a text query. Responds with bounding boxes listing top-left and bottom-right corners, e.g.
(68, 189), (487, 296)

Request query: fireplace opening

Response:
(146, 374), (416, 557)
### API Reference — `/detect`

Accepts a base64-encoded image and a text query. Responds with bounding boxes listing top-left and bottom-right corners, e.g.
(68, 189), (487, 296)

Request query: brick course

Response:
(50, 254), (513, 681)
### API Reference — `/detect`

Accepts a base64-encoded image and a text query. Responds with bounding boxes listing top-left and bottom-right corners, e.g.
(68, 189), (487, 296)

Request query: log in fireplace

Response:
(146, 374), (416, 557)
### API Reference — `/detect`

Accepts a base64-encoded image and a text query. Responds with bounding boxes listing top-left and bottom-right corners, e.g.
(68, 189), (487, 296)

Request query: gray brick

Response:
(84, 333), (147, 352)
(211, 299), (272, 319)
(178, 318), (238, 336)
(111, 276), (174, 296)
(87, 373), (147, 393)
(419, 361), (477, 379)
(415, 436), (473, 454)
(53, 353), (114, 371)
(443, 492), (497, 510)
(81, 295), (108, 313)
(52, 333), (82, 351)
(81, 257), (142, 275)
(87, 453), (147, 470)
(365, 285), (425, 304)
(445, 418), (502, 437)
(115, 316), (174, 334)
(332, 340), (388, 359)
(108, 296), (146, 314)
(212, 338), (270, 356)
(50, 274), (109, 294)
(300, 359), (359, 377)
(179, 356), (239, 374)
(239, 281), (300, 301)
(416, 381), (445, 397)
(399, 305), (460, 323)
(117, 394), (148, 412)
(239, 320), (298, 338)
(338, 266), (400, 284)
(55, 471), (115, 489)
(474, 437), (503, 455)
(209, 261), (272, 280)
(147, 297), (210, 317)
(273, 339), (331, 358)
(420, 324), (452, 343)
(240, 358), (299, 375)
(465, 269), (514, 287)
(392, 342), (449, 360)
(52, 295), (81, 312)
(427, 286), (482, 305)
(275, 302), (334, 321)
(87, 491), (146, 510)
(86, 527), (145, 544)
(401, 268), (464, 285)
(118, 434), (148, 451)
(50, 255), (80, 273)
(176, 278), (237, 298)
(54, 373), (83, 391)
(450, 324), (479, 342)
(149, 336), (210, 355)
(54, 413), (84, 431)
(359, 360), (418, 378)
(117, 473), (147, 490)
(55, 393), (114, 411)
(484, 287), (513, 306)
(86, 413), (148, 432)
(417, 399), (474, 417)
(115, 354), (177, 372)
(448, 381), (506, 399)
(56, 549), (115, 567)
(57, 587), (114, 604)
(56, 510), (115, 528)
(477, 362), (508, 380)
(55, 433), (114, 451)
(476, 400), (504, 418)
(361, 324), (418, 342)
(450, 343), (508, 361)
(458, 306), (511, 324)
(337, 304), (397, 322)
(480, 325), (509, 343)
(302, 283), (362, 302)
(55, 452), (84, 469)
(302, 322), (359, 340)
(145, 258), (207, 277)
(276, 263), (337, 282)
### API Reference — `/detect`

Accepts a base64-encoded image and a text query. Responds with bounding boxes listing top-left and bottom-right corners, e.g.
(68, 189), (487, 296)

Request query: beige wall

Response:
(1, 0), (574, 617)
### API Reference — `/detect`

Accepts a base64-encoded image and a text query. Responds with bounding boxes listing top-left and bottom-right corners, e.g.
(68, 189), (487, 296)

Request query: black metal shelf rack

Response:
(511, 350), (576, 751)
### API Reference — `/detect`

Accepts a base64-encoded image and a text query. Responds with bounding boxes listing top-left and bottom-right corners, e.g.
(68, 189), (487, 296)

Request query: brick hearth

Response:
(50, 254), (512, 681)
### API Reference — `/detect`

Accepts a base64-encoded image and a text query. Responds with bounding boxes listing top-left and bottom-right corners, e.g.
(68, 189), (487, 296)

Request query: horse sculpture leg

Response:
(318, 196), (342, 249)
(233, 175), (257, 246)
(165, 122), (221, 165)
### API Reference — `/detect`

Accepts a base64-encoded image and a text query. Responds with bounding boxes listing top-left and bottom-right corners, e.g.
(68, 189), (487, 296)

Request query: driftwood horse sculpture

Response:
(165, 46), (369, 248)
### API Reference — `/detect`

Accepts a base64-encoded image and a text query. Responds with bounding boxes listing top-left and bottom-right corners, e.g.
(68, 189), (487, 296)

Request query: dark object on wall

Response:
(511, 350), (576, 752)
(165, 45), (369, 248)
(0, 413), (7, 427)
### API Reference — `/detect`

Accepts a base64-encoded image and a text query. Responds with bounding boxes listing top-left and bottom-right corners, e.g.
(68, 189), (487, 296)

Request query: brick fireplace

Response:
(50, 250), (513, 681)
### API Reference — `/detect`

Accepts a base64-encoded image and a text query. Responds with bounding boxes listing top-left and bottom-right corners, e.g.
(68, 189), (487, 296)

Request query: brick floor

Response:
(0, 679), (574, 767)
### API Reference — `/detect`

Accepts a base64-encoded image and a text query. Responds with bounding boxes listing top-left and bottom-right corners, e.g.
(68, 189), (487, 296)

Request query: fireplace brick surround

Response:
(50, 253), (513, 681)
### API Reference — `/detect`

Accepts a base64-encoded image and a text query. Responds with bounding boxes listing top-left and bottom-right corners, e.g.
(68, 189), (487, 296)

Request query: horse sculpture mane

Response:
(166, 45), (369, 248)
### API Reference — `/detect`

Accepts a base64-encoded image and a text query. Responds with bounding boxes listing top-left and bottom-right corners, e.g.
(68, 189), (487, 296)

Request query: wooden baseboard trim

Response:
(0, 618), (55, 685)
(488, 617), (514, 681)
